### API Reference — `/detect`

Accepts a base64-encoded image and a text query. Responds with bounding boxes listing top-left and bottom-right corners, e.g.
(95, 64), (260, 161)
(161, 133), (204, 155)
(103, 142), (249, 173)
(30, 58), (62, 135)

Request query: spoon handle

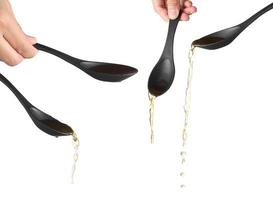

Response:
(0, 73), (32, 111)
(162, 14), (181, 58)
(33, 43), (82, 67)
(241, 2), (273, 29)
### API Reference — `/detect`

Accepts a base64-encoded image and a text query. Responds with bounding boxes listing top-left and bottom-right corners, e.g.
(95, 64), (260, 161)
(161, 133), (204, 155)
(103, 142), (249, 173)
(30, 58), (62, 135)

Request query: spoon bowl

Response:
(34, 43), (138, 82)
(192, 26), (241, 50)
(148, 58), (175, 97)
(193, 2), (273, 50)
(29, 107), (73, 137)
(0, 73), (73, 137)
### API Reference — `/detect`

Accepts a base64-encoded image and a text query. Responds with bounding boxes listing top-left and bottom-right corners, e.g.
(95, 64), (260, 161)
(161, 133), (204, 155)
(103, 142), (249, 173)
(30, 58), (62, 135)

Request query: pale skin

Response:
(152, 0), (197, 21)
(0, 0), (37, 66)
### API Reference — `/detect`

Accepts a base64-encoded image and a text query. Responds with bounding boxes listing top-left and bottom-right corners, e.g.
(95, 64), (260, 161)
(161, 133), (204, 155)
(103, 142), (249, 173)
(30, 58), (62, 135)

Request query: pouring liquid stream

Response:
(71, 131), (80, 184)
(180, 46), (196, 188)
(148, 93), (156, 144)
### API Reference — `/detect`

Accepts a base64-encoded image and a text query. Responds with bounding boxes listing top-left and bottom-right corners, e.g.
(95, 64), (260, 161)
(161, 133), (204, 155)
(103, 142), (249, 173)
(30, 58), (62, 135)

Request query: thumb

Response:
(166, 0), (180, 19)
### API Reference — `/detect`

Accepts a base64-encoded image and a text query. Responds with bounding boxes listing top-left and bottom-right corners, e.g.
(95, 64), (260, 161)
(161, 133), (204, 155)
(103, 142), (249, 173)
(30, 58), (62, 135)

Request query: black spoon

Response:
(0, 73), (73, 137)
(192, 2), (273, 50)
(148, 14), (181, 97)
(33, 43), (138, 82)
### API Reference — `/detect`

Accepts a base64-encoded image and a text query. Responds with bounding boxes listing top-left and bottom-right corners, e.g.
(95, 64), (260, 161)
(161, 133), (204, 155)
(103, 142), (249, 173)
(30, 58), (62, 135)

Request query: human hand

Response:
(152, 0), (197, 21)
(0, 0), (37, 66)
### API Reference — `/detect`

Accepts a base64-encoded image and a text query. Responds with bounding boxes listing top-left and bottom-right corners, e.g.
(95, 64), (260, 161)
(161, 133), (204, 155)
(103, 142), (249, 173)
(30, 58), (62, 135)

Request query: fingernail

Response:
(169, 9), (179, 19)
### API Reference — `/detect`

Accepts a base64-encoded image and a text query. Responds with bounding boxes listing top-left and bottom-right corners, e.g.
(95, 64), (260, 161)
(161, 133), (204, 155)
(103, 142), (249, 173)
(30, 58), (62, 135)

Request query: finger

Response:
(0, 36), (23, 66)
(152, 0), (165, 8)
(192, 6), (197, 13)
(166, 0), (180, 19)
(180, 13), (189, 21)
(152, 0), (169, 21)
(184, 1), (192, 8)
(3, 19), (37, 59)
(183, 6), (197, 15)
(156, 8), (169, 21)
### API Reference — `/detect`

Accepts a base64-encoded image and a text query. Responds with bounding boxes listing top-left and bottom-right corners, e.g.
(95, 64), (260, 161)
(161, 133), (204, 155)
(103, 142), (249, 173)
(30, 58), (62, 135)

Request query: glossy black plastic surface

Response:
(148, 15), (180, 97)
(0, 73), (73, 137)
(34, 43), (138, 82)
(192, 2), (273, 50)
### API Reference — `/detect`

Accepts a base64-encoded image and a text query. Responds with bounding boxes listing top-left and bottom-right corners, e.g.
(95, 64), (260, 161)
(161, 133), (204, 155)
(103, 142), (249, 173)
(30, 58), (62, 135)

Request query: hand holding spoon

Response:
(148, 13), (181, 97)
(0, 73), (73, 137)
(33, 43), (138, 82)
(192, 2), (273, 50)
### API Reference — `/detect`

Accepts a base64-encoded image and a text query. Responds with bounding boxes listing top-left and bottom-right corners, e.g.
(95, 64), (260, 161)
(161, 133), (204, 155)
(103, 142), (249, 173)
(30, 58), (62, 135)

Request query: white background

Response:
(0, 0), (273, 199)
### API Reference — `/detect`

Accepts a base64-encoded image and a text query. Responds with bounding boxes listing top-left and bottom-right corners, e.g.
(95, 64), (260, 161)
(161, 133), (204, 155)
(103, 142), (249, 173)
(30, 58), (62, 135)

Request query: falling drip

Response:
(180, 45), (196, 188)
(71, 131), (80, 184)
(148, 93), (155, 144)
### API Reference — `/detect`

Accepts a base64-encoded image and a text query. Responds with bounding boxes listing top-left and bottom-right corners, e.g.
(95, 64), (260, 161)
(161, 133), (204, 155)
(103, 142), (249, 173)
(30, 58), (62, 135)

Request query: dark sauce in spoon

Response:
(80, 62), (136, 75)
(192, 36), (225, 47)
(92, 65), (135, 74)
(41, 119), (73, 134)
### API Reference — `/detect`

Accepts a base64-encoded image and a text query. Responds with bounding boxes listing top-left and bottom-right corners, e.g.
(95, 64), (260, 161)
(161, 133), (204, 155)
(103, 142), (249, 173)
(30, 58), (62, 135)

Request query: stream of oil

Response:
(71, 131), (80, 184)
(148, 93), (155, 144)
(180, 45), (196, 188)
